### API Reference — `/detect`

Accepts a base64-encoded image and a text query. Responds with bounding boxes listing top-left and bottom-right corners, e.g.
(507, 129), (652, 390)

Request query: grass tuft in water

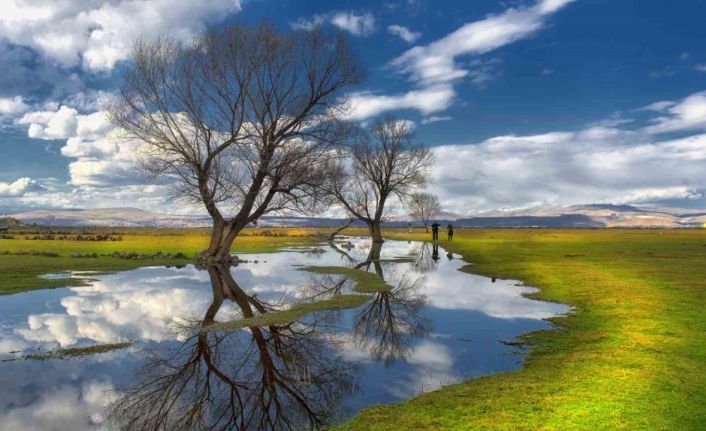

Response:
(203, 294), (369, 331)
(203, 265), (392, 332)
(301, 266), (393, 293)
(24, 342), (132, 360)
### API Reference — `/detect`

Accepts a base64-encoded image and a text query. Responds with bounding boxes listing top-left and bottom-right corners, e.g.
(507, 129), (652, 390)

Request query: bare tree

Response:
(110, 22), (362, 261)
(331, 117), (433, 243)
(406, 192), (440, 232)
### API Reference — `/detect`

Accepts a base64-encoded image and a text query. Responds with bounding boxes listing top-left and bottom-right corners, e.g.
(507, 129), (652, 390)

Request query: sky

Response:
(1, 0), (706, 216)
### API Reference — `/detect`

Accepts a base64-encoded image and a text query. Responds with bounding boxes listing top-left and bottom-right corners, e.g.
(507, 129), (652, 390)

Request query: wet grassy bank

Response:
(340, 228), (706, 430)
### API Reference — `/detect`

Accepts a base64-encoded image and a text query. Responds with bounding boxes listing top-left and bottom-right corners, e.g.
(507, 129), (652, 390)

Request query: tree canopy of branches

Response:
(331, 117), (433, 243)
(406, 192), (440, 232)
(111, 22), (362, 260)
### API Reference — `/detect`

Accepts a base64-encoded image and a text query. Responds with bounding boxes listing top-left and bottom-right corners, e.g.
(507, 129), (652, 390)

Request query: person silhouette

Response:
(447, 223), (454, 241)
(432, 243), (440, 261)
(431, 222), (440, 241)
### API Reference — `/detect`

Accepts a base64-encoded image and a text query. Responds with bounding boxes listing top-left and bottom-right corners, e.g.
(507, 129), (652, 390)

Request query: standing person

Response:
(407, 221), (412, 233)
(431, 222), (440, 241)
(447, 223), (454, 241)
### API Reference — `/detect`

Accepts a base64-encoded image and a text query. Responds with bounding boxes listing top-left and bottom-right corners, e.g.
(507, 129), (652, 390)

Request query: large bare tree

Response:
(111, 23), (362, 261)
(406, 192), (440, 232)
(331, 117), (433, 243)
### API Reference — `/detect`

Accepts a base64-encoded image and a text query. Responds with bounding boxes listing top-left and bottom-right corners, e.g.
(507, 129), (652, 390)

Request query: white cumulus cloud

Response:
(18, 106), (111, 141)
(0, 96), (29, 116)
(0, 178), (44, 197)
(292, 11), (375, 36)
(428, 100), (706, 215)
(0, 0), (242, 71)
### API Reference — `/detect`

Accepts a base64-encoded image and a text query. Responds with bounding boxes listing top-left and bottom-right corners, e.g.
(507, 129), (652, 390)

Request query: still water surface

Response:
(0, 237), (568, 430)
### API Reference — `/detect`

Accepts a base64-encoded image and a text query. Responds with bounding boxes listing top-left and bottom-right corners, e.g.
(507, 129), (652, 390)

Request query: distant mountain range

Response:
(3, 205), (706, 228)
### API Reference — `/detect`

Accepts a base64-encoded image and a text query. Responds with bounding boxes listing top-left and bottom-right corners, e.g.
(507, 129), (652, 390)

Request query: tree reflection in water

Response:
(107, 242), (436, 430)
(412, 242), (437, 273)
(352, 242), (430, 366)
(106, 265), (357, 431)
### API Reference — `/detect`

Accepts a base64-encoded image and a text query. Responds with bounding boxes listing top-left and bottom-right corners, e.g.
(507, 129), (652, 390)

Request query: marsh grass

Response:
(5, 226), (705, 429)
(301, 266), (393, 293)
(203, 295), (369, 331)
(203, 265), (394, 331)
(24, 342), (132, 361)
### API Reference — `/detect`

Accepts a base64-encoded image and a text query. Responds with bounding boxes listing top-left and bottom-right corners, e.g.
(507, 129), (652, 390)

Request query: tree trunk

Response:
(368, 221), (384, 243)
(217, 222), (244, 261)
(199, 220), (243, 262)
(203, 219), (225, 257)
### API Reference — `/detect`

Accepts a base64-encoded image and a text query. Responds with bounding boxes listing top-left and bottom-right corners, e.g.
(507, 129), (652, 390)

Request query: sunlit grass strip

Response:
(301, 266), (393, 293)
(203, 294), (369, 331)
(24, 342), (132, 360)
(203, 266), (392, 332)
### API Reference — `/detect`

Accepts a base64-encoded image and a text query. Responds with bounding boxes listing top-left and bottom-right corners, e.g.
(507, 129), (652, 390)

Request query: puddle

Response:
(0, 237), (569, 430)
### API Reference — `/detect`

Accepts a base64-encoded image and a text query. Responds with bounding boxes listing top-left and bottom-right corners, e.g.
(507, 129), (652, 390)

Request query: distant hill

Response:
(463, 204), (706, 228)
(2, 208), (352, 228)
(3, 208), (211, 228)
(3, 204), (706, 228)
(0, 216), (23, 228)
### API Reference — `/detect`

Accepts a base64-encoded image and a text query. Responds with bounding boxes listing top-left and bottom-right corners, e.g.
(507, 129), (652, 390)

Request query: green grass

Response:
(204, 265), (394, 330)
(301, 265), (393, 292)
(203, 294), (369, 331)
(0, 227), (321, 295)
(338, 228), (706, 430)
(4, 226), (706, 429)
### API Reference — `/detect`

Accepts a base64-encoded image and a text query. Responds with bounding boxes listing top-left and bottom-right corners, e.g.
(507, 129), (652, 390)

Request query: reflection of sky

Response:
(0, 238), (569, 429)
(0, 350), (137, 431)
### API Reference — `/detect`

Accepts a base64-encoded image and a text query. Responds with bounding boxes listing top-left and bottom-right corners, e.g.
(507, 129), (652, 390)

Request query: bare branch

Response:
(331, 117), (433, 242)
(110, 23), (362, 259)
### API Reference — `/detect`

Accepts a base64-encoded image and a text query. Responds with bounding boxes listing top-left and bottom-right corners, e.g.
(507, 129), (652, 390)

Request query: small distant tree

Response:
(406, 192), (440, 232)
(111, 23), (362, 262)
(332, 117), (433, 243)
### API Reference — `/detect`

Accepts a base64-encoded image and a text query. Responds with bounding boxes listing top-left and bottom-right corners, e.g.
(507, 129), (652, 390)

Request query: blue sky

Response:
(1, 0), (706, 215)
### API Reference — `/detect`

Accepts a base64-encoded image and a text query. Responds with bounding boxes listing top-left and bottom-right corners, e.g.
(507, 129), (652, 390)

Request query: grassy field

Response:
(339, 228), (706, 430)
(2, 227), (705, 429)
(0, 227), (321, 294)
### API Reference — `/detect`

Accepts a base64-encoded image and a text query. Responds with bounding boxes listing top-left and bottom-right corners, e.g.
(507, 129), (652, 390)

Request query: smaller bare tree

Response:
(332, 117), (433, 243)
(406, 192), (440, 232)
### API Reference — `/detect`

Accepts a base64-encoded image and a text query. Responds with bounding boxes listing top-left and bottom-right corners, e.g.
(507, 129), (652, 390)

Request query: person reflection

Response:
(431, 243), (440, 262)
(351, 242), (430, 366)
(106, 264), (356, 431)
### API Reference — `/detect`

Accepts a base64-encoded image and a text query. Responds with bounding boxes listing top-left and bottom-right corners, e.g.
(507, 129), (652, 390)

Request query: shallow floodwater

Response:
(0, 237), (568, 431)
